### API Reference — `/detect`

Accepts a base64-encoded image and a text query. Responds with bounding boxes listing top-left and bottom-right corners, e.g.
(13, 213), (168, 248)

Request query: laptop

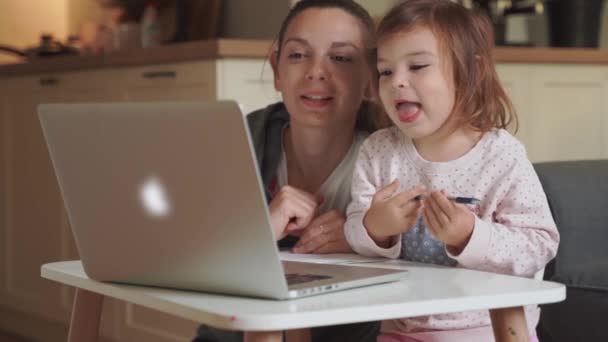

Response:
(38, 101), (407, 300)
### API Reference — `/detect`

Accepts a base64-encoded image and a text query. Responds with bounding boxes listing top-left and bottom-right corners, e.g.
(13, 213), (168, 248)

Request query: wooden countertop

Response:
(0, 39), (607, 77)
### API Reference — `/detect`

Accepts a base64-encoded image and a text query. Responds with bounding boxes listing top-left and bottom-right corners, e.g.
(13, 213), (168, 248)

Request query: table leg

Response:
(489, 306), (529, 342)
(244, 331), (283, 342)
(244, 328), (311, 342)
(67, 288), (104, 342)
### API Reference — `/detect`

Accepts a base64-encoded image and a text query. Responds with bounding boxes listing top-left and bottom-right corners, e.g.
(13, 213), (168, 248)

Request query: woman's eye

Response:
(378, 69), (392, 77)
(331, 55), (353, 63)
(287, 52), (305, 59)
(410, 64), (429, 71)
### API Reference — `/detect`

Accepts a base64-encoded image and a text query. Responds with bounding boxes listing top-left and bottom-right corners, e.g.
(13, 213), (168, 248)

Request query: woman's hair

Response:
(274, 0), (386, 131)
(276, 0), (375, 59)
(377, 0), (517, 132)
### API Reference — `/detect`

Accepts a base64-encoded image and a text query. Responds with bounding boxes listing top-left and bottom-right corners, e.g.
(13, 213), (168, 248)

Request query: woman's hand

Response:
(268, 185), (320, 241)
(363, 180), (425, 248)
(292, 210), (352, 254)
(422, 191), (475, 255)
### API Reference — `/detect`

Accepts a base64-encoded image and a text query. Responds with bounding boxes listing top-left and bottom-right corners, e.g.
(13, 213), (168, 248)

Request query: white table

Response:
(41, 259), (565, 342)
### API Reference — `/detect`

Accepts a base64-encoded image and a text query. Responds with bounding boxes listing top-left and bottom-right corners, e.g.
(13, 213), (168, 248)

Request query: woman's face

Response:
(274, 8), (372, 129)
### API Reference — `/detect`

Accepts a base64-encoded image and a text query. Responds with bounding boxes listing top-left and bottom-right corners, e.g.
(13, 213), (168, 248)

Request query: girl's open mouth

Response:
(395, 100), (421, 123)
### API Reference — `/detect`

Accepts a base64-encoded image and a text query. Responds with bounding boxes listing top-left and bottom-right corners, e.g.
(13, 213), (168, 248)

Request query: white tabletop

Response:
(41, 258), (565, 331)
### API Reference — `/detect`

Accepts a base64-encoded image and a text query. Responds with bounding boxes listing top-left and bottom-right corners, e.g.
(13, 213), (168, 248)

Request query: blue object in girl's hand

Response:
(412, 195), (480, 205)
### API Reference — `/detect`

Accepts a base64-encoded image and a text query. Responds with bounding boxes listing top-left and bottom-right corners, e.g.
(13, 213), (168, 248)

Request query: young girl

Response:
(345, 0), (560, 341)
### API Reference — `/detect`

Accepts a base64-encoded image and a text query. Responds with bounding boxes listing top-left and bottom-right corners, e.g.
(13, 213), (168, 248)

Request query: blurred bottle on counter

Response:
(141, 0), (161, 48)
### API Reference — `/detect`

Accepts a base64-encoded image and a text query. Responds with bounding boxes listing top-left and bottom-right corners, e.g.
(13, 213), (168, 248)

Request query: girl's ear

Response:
(270, 50), (281, 92)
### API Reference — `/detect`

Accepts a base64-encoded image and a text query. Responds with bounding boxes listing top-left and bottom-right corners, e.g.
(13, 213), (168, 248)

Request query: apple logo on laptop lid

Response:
(140, 176), (171, 218)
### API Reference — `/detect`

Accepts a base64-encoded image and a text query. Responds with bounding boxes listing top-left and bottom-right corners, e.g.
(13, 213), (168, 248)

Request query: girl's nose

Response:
(392, 76), (408, 89)
(307, 73), (326, 81)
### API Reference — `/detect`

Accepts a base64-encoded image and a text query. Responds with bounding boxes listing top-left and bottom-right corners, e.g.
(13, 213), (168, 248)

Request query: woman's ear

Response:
(270, 50), (281, 91)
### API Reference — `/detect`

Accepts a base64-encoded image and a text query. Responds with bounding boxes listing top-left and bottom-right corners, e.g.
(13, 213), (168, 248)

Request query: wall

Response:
(66, 0), (107, 38)
(219, 0), (290, 39)
(602, 4), (608, 48)
(0, 1), (68, 64)
(355, 0), (399, 18)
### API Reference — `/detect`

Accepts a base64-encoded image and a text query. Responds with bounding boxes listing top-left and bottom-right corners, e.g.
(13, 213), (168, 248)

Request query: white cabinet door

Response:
(526, 65), (608, 162)
(0, 72), (123, 341)
(1, 76), (73, 321)
(121, 61), (216, 102)
(496, 64), (533, 153)
(100, 62), (209, 342)
(216, 58), (281, 114)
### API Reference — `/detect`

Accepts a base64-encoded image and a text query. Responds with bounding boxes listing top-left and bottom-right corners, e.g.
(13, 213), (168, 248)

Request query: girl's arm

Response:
(448, 148), (560, 277)
(345, 137), (402, 258)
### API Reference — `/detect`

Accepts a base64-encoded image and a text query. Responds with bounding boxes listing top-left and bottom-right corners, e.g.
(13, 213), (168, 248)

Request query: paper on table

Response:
(279, 251), (385, 265)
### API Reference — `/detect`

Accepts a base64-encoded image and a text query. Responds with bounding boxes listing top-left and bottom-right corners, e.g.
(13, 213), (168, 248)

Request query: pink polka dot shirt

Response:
(345, 127), (560, 341)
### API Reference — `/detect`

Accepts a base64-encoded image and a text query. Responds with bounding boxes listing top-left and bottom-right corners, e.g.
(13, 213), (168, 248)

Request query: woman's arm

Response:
(268, 185), (320, 240)
(291, 209), (353, 254)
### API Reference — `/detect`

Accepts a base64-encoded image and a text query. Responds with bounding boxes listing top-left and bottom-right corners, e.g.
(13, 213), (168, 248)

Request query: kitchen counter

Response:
(0, 39), (607, 77)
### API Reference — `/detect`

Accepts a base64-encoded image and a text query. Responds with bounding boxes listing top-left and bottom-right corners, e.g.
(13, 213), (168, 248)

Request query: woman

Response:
(195, 0), (382, 341)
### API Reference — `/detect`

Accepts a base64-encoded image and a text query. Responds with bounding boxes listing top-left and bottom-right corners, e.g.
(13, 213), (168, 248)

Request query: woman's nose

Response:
(306, 60), (328, 81)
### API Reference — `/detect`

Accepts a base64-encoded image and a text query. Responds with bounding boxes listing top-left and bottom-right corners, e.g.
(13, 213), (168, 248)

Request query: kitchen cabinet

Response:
(120, 59), (279, 112)
(525, 65), (608, 162)
(1, 54), (607, 342)
(0, 59), (280, 342)
(496, 63), (608, 162)
(0, 72), (123, 342)
(495, 64), (533, 147)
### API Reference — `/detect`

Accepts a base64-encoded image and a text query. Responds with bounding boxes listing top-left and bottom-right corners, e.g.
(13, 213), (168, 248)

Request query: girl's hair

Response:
(274, 0), (386, 131)
(377, 0), (517, 132)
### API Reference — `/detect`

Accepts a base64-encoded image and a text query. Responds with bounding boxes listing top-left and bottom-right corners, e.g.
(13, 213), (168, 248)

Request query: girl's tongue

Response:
(396, 102), (421, 123)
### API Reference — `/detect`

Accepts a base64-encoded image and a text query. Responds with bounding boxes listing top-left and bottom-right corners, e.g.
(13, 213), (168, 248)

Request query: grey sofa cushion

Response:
(537, 287), (608, 341)
(534, 160), (608, 291)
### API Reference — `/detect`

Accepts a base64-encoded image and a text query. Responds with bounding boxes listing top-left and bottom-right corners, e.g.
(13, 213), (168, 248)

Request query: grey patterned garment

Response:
(400, 217), (457, 266)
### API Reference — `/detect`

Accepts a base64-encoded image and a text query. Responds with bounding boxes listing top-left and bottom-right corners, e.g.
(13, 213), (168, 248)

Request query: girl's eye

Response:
(410, 64), (429, 71)
(331, 55), (353, 63)
(378, 69), (392, 77)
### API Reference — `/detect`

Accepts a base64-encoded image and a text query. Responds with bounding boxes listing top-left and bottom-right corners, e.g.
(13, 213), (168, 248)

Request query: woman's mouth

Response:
(301, 94), (333, 109)
(395, 101), (421, 123)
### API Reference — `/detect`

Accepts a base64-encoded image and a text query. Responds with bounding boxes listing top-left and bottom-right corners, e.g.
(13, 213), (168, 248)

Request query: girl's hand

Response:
(422, 191), (475, 254)
(292, 210), (352, 254)
(363, 180), (425, 248)
(268, 185), (320, 241)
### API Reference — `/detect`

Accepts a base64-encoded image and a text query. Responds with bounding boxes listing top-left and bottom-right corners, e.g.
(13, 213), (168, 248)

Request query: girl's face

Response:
(273, 8), (372, 129)
(377, 27), (456, 141)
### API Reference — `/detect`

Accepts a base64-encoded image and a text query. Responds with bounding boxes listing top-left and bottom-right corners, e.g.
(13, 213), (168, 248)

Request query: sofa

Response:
(534, 160), (608, 342)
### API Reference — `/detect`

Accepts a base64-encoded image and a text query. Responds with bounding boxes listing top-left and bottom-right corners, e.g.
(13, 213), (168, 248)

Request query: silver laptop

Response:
(38, 101), (407, 300)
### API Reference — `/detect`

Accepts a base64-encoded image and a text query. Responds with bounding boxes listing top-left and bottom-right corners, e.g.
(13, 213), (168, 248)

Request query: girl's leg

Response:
(490, 307), (529, 342)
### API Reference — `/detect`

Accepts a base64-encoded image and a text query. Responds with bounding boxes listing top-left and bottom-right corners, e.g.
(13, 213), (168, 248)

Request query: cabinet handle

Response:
(39, 77), (59, 86)
(142, 71), (177, 79)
